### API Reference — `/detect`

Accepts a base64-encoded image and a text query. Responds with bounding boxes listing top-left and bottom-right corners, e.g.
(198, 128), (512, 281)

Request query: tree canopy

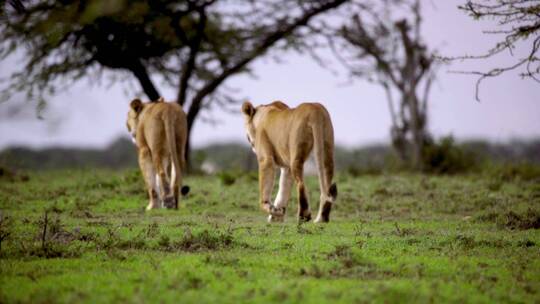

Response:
(0, 0), (349, 163)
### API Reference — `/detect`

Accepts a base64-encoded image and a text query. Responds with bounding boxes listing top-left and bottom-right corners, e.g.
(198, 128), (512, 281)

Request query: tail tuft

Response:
(329, 183), (338, 200)
(181, 185), (190, 196)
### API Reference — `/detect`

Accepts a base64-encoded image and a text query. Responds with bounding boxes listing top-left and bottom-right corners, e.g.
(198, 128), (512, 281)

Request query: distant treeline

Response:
(0, 137), (138, 170)
(1, 137), (539, 172)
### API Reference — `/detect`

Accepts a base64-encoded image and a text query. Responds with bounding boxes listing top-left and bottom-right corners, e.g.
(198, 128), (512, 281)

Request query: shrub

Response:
(422, 136), (476, 174)
(218, 171), (237, 186)
(490, 163), (540, 182)
(157, 228), (236, 252)
(498, 209), (540, 230)
(476, 208), (540, 230)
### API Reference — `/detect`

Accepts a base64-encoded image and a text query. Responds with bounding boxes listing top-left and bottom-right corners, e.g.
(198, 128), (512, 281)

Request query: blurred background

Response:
(0, 0), (538, 175)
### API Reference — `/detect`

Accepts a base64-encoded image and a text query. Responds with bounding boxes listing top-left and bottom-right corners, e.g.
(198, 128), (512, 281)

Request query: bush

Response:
(218, 171), (237, 186)
(498, 209), (540, 230)
(422, 136), (476, 174)
(476, 208), (540, 230)
(489, 163), (540, 182)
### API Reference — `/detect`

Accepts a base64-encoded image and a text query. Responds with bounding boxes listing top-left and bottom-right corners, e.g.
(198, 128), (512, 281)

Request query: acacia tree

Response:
(312, 0), (437, 169)
(448, 0), (540, 100)
(0, 0), (349, 164)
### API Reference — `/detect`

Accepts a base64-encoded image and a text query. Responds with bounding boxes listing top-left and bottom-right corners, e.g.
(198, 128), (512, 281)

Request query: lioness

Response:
(126, 97), (189, 210)
(242, 101), (338, 223)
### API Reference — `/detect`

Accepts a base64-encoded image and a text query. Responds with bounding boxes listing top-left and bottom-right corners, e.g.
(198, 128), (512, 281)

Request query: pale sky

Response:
(0, 1), (539, 149)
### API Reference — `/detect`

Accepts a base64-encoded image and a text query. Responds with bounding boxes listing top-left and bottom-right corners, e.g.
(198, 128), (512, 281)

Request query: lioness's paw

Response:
(163, 196), (177, 209)
(314, 215), (330, 223)
(269, 205), (285, 216)
(146, 202), (159, 211)
(298, 211), (312, 223)
(267, 214), (285, 223)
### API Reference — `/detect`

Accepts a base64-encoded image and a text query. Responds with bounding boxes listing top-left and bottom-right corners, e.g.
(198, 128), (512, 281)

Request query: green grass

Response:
(0, 169), (539, 303)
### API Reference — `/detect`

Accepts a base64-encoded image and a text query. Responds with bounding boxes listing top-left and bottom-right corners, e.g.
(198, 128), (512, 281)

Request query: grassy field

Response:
(0, 169), (539, 303)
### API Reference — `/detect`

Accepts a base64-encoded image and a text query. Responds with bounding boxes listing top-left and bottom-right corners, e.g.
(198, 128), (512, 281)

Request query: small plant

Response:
(218, 171), (236, 186)
(296, 221), (313, 235)
(181, 272), (205, 290)
(393, 222), (416, 237)
(29, 211), (81, 258)
(327, 244), (352, 260)
(38, 211), (51, 254)
(476, 208), (540, 230)
(487, 180), (502, 192)
(0, 212), (12, 253)
(145, 222), (160, 238)
(498, 209), (540, 230)
(157, 235), (170, 248)
(204, 254), (240, 266)
(161, 228), (236, 252)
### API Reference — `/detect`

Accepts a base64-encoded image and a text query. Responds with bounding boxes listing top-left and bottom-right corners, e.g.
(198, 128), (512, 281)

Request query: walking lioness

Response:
(242, 101), (338, 223)
(126, 97), (189, 210)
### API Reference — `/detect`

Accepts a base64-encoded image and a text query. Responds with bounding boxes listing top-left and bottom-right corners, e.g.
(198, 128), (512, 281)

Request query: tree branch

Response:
(185, 0), (349, 128)
(177, 5), (208, 106)
(440, 0), (540, 100)
(342, 14), (404, 90)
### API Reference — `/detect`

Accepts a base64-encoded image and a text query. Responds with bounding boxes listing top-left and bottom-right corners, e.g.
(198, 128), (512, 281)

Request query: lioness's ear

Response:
(130, 98), (144, 113)
(242, 101), (255, 117)
(156, 97), (165, 103)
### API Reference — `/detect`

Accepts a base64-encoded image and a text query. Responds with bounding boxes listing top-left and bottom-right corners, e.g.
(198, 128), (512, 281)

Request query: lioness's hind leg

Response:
(139, 147), (160, 210)
(268, 168), (293, 223)
(315, 183), (337, 223)
(153, 153), (174, 209)
(292, 161), (311, 222)
(258, 158), (275, 214)
(170, 162), (183, 209)
(314, 168), (336, 223)
(314, 132), (336, 223)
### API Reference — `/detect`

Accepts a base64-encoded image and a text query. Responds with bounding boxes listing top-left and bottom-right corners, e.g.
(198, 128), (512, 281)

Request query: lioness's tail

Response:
(312, 106), (337, 223)
(164, 112), (181, 205)
(312, 107), (336, 201)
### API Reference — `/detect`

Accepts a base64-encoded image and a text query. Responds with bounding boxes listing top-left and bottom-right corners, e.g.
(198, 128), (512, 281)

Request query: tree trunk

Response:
(383, 83), (408, 163)
(407, 93), (425, 170)
(184, 128), (193, 173)
(184, 106), (199, 172)
(390, 126), (408, 163)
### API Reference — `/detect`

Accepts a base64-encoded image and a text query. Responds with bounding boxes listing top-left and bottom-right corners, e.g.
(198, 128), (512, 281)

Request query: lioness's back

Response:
(268, 102), (333, 139)
(294, 103), (332, 123)
(145, 102), (186, 122)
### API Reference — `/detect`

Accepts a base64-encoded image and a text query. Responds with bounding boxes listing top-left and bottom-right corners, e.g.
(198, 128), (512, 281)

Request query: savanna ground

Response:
(0, 168), (539, 303)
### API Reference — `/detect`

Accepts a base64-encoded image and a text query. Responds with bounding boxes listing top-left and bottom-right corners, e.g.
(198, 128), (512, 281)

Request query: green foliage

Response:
(0, 0), (349, 156)
(1, 1), (204, 100)
(0, 212), (12, 253)
(489, 163), (540, 182)
(164, 228), (235, 252)
(477, 209), (540, 230)
(218, 171), (237, 186)
(421, 136), (476, 174)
